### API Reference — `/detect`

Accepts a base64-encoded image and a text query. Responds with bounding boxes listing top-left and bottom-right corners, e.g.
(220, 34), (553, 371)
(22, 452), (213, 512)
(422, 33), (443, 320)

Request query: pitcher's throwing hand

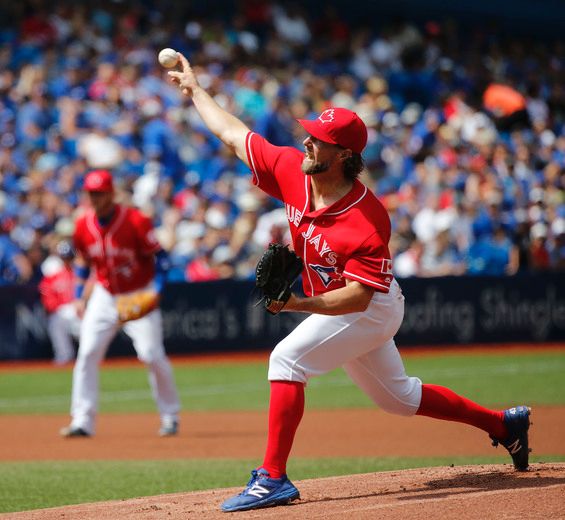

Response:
(167, 52), (200, 97)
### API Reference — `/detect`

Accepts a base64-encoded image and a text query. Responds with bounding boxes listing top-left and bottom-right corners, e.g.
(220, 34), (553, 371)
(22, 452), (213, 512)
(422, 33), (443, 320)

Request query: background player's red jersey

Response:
(39, 266), (75, 313)
(73, 205), (160, 294)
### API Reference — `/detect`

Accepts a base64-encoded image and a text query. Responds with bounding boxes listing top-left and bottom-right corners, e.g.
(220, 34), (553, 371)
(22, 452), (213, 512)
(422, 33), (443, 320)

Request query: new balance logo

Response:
(507, 439), (521, 454)
(247, 483), (271, 498)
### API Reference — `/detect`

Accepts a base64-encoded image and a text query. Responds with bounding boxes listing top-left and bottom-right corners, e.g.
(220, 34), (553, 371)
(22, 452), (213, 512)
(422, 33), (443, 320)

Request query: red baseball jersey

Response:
(73, 205), (160, 294)
(245, 132), (393, 296)
(39, 265), (75, 313)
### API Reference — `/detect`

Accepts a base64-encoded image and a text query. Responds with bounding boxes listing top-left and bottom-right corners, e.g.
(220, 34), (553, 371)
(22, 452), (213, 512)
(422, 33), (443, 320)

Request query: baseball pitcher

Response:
(168, 52), (531, 512)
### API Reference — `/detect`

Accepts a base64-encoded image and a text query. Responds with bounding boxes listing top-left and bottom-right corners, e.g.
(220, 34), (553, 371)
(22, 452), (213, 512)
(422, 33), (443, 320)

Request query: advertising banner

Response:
(1, 274), (563, 360)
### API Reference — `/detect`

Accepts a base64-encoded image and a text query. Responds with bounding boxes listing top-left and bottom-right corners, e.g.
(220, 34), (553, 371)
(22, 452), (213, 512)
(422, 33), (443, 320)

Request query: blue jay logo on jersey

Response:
(309, 264), (342, 287)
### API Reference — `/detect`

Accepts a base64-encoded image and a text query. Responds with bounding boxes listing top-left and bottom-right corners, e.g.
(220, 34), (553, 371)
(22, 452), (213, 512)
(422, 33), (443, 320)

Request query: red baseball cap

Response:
(83, 170), (114, 192)
(297, 108), (368, 154)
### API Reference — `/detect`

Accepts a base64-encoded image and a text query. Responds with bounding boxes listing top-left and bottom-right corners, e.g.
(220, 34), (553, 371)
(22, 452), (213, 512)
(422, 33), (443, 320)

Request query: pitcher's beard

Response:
(301, 159), (330, 175)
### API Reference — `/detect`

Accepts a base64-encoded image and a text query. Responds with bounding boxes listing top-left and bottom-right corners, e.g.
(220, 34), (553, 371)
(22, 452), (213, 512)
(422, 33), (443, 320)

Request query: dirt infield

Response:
(1, 407), (564, 519)
(1, 407), (564, 461)
(3, 464), (564, 519)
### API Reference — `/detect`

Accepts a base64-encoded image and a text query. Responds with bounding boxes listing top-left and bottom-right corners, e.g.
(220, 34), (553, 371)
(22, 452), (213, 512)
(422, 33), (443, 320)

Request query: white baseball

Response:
(158, 48), (179, 68)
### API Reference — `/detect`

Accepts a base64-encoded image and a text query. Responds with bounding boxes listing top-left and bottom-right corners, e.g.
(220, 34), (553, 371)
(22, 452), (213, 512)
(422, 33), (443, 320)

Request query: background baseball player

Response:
(169, 53), (531, 512)
(60, 169), (181, 437)
(38, 240), (81, 365)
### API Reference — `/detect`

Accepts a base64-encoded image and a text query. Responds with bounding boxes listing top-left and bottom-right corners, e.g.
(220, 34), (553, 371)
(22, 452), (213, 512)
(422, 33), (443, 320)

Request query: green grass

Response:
(1, 351), (564, 415)
(0, 349), (564, 513)
(2, 454), (565, 513)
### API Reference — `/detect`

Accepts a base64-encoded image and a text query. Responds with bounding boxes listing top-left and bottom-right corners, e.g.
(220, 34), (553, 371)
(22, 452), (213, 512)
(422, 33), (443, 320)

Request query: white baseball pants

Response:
(47, 302), (80, 364)
(268, 279), (422, 416)
(70, 283), (180, 434)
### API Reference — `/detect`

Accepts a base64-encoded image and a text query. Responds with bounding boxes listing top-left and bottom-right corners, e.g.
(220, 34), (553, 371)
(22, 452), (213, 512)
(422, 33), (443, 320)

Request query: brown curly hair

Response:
(343, 153), (365, 181)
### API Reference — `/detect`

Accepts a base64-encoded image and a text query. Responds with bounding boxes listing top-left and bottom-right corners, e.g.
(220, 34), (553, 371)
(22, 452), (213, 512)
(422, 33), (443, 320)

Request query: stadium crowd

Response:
(0, 0), (564, 287)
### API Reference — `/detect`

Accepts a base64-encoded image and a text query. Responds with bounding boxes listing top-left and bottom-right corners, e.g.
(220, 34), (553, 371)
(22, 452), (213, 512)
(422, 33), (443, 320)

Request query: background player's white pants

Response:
(48, 303), (80, 364)
(70, 283), (180, 434)
(268, 279), (422, 416)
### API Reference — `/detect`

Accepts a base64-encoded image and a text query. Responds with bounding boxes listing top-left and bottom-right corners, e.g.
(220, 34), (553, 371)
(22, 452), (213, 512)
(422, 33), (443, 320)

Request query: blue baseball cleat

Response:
(221, 468), (300, 512)
(490, 405), (531, 471)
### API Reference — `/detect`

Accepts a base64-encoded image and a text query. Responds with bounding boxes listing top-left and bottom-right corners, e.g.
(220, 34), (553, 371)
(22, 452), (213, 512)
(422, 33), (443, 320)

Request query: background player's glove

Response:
(255, 243), (303, 315)
(115, 289), (159, 323)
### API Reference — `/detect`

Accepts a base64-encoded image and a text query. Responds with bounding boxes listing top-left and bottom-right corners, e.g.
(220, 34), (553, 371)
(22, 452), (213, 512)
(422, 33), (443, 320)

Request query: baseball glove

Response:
(255, 243), (303, 315)
(115, 289), (159, 323)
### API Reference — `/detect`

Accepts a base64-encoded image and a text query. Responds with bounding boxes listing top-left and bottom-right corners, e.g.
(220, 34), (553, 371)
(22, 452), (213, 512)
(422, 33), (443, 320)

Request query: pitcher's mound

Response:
(5, 463), (564, 519)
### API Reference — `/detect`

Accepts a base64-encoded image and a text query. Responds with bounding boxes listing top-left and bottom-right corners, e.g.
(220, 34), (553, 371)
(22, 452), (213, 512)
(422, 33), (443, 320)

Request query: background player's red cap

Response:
(83, 170), (113, 192)
(297, 107), (368, 154)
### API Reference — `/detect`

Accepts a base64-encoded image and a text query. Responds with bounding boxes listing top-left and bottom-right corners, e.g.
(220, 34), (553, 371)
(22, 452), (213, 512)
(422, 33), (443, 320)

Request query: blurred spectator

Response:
(420, 225), (466, 277)
(394, 239), (424, 278)
(254, 94), (296, 146)
(483, 83), (530, 132)
(528, 222), (551, 271)
(234, 70), (268, 122)
(550, 218), (565, 270)
(0, 218), (33, 285)
(139, 97), (183, 180)
(185, 248), (220, 282)
(272, 3), (311, 46)
(77, 122), (123, 169)
(467, 226), (518, 276)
